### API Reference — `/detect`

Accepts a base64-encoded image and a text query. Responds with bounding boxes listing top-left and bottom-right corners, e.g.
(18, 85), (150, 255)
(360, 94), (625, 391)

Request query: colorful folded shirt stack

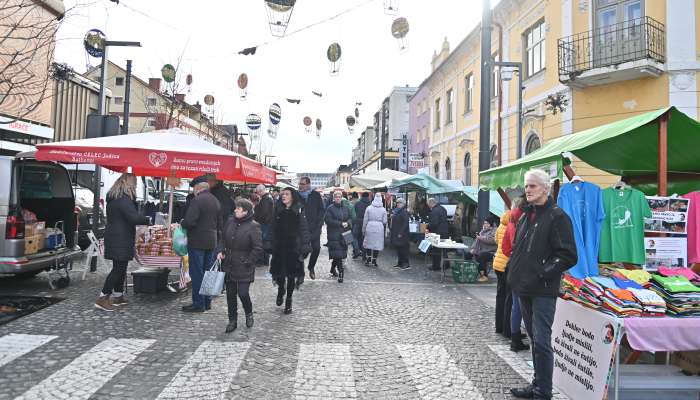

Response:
(627, 288), (666, 316)
(649, 275), (700, 317)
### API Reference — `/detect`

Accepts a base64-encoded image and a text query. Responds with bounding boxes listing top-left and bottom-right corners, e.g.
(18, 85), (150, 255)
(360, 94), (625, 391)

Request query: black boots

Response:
(309, 269), (316, 280)
(276, 286), (284, 306)
(284, 296), (292, 314)
(338, 262), (344, 283)
(245, 313), (254, 328)
(225, 319), (237, 333)
(510, 333), (530, 352)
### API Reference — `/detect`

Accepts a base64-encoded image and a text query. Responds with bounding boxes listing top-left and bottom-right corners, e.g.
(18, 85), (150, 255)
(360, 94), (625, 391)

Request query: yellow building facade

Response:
(421, 0), (700, 187)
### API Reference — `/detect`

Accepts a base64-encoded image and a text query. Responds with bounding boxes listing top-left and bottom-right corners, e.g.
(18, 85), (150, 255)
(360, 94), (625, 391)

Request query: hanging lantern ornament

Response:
(383, 0), (399, 15)
(327, 43), (342, 76)
(161, 64), (176, 83)
(83, 29), (106, 58)
(186, 74), (193, 86)
(247, 113), (262, 140)
(391, 17), (410, 52)
(264, 0), (297, 37)
(346, 115), (356, 134)
(268, 103), (282, 139)
(238, 73), (248, 101)
(315, 118), (322, 138)
(354, 107), (360, 118)
(303, 116), (313, 134)
(203, 95), (215, 106)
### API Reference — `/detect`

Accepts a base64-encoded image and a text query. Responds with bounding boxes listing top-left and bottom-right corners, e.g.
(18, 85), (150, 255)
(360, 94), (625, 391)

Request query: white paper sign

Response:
(644, 196), (689, 234)
(552, 299), (621, 400)
(644, 237), (687, 270)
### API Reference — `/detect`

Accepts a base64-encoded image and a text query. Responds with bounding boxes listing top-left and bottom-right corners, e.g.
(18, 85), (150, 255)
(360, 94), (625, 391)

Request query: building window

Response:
(464, 74), (474, 113)
(525, 133), (542, 155)
(524, 19), (546, 78)
(492, 52), (500, 98)
(114, 96), (123, 106)
(147, 97), (157, 107)
(434, 161), (440, 178)
(147, 118), (157, 127)
(489, 145), (499, 168)
(434, 98), (441, 131)
(464, 153), (472, 186)
(445, 158), (451, 180)
(115, 77), (124, 86)
(445, 89), (453, 125)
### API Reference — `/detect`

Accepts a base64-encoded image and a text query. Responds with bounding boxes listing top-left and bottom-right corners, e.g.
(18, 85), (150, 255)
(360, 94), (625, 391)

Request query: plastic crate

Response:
(451, 260), (479, 283)
(131, 269), (169, 294)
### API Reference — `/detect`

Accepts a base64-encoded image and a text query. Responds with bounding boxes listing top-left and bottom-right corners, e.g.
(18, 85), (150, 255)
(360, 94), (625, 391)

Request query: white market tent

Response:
(349, 169), (410, 189)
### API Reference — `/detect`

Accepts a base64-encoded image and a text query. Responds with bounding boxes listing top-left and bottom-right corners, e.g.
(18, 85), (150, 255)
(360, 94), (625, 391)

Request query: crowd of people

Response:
(95, 169), (577, 400)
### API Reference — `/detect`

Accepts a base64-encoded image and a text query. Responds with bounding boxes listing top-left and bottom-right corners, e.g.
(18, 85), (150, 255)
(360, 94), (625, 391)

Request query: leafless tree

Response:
(0, 0), (63, 124)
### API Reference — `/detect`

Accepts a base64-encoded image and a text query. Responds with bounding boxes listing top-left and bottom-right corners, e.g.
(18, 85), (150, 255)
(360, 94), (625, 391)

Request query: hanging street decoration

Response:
(383, 0), (399, 15)
(161, 64), (176, 83)
(83, 29), (107, 58)
(268, 103), (282, 139)
(247, 113), (262, 140)
(286, 98), (301, 104)
(264, 0), (297, 37)
(303, 116), (313, 134)
(186, 74), (193, 86)
(238, 46), (258, 56)
(203, 94), (215, 106)
(315, 118), (322, 138)
(391, 17), (410, 51)
(327, 43), (342, 76)
(354, 107), (360, 118)
(238, 73), (248, 101)
(346, 115), (356, 134)
(312, 91), (323, 97)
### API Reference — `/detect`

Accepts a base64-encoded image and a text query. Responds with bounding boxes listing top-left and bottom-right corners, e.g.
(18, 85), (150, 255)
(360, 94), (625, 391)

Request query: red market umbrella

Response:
(35, 128), (277, 185)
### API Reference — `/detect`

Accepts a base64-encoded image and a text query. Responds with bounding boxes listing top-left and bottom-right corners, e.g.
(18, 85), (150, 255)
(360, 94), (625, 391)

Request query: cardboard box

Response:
(24, 235), (41, 255)
(25, 221), (46, 237)
(419, 223), (428, 234)
(672, 351), (700, 374)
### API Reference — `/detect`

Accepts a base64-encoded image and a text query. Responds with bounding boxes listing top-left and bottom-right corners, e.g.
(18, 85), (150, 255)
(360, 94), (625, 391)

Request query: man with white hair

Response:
(254, 184), (275, 266)
(181, 175), (221, 312)
(508, 169), (577, 400)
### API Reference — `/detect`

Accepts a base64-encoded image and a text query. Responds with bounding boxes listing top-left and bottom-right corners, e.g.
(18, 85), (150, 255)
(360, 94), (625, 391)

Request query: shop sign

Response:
(552, 299), (621, 400)
(408, 152), (424, 169)
(399, 132), (409, 172)
(0, 116), (54, 139)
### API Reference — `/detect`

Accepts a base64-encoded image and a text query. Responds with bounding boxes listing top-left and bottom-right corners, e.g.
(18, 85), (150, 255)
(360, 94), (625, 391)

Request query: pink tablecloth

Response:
(624, 317), (700, 352)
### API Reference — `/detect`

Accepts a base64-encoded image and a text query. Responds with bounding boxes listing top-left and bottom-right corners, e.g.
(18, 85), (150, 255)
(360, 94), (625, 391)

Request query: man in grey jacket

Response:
(181, 176), (221, 312)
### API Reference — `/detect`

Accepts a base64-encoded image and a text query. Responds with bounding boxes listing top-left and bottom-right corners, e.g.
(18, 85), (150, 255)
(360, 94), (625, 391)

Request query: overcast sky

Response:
(56, 0), (489, 173)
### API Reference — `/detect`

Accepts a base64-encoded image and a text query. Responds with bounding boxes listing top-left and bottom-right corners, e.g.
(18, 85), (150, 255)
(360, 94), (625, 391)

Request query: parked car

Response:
(0, 154), (83, 279)
(72, 186), (106, 250)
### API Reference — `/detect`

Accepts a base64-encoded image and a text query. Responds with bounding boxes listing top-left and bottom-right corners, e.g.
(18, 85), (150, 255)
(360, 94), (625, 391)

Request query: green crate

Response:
(451, 260), (479, 283)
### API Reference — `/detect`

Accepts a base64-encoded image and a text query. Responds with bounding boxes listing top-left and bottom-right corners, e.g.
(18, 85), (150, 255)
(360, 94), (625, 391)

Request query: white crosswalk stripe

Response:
(15, 338), (155, 400)
(156, 341), (250, 400)
(396, 344), (485, 400)
(294, 343), (358, 399)
(488, 344), (570, 400)
(0, 333), (57, 368)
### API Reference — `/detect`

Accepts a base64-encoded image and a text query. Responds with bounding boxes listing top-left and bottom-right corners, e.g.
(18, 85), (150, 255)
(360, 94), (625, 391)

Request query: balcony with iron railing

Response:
(558, 16), (665, 88)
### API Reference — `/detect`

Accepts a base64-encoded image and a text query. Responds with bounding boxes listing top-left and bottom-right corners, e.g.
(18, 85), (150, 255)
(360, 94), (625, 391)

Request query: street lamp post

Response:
(494, 61), (524, 159)
(477, 0), (492, 226)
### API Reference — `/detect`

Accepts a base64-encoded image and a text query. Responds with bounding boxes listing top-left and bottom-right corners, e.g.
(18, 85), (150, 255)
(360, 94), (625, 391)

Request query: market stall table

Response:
(419, 240), (468, 282)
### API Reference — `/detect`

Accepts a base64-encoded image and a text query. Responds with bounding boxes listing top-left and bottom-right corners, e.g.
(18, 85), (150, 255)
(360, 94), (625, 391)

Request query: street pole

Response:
(517, 68), (523, 158)
(91, 46), (108, 264)
(477, 0), (492, 226)
(122, 59), (132, 135)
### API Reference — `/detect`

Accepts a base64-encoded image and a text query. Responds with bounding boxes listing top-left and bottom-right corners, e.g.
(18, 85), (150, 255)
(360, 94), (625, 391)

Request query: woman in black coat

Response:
(390, 198), (411, 270)
(325, 190), (351, 282)
(265, 188), (311, 314)
(95, 173), (150, 312)
(216, 198), (262, 333)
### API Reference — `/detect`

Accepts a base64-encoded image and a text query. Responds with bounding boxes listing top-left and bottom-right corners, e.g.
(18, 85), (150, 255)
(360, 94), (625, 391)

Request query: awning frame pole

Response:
(658, 112), (669, 196)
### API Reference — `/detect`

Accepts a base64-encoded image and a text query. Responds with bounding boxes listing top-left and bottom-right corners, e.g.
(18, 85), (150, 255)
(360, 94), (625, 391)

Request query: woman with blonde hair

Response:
(95, 173), (150, 312)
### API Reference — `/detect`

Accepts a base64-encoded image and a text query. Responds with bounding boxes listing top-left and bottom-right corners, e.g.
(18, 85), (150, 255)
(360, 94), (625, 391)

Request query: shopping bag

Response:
(342, 230), (354, 246)
(199, 260), (225, 297)
(172, 226), (188, 256)
(418, 239), (432, 253)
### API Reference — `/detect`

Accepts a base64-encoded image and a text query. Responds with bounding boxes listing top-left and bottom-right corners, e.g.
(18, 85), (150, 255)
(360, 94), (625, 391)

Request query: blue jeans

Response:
(188, 247), (216, 309)
(511, 292), (523, 335)
(519, 295), (557, 399)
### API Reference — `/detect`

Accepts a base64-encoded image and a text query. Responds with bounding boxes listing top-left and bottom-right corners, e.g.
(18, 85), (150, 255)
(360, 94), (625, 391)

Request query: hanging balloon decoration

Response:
(391, 17), (410, 52)
(383, 0), (399, 15)
(83, 29), (106, 58)
(346, 115), (356, 134)
(315, 118), (322, 138)
(238, 73), (248, 101)
(303, 116), (313, 134)
(268, 103), (281, 139)
(327, 43), (342, 76)
(161, 64), (176, 83)
(247, 113), (262, 140)
(264, 0), (296, 37)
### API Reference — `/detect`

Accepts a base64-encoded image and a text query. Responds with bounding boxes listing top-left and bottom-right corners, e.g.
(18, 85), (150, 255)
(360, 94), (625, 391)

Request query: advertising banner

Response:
(644, 196), (689, 234)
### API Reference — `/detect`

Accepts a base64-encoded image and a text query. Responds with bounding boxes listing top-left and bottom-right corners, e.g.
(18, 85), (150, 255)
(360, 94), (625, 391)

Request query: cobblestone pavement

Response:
(0, 239), (542, 400)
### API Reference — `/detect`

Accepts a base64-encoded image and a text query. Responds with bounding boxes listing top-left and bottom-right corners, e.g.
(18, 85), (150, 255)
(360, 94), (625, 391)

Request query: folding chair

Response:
(81, 230), (105, 280)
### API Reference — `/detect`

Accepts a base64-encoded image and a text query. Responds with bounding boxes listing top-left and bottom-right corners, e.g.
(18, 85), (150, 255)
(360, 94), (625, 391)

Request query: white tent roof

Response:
(349, 169), (410, 189)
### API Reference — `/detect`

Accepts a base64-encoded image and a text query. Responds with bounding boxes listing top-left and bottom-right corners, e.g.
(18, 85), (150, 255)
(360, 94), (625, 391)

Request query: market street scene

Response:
(1, 0), (700, 399)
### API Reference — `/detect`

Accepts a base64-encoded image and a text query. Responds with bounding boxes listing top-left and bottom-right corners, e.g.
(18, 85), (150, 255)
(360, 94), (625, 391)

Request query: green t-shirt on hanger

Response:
(599, 187), (652, 265)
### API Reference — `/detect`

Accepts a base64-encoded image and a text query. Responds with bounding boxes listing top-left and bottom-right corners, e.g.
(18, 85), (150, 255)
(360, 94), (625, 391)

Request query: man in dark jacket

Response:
(181, 176), (221, 312)
(427, 197), (449, 270)
(390, 197), (411, 270)
(298, 176), (325, 281)
(254, 184), (275, 266)
(352, 192), (371, 261)
(207, 175), (234, 232)
(509, 169), (577, 400)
